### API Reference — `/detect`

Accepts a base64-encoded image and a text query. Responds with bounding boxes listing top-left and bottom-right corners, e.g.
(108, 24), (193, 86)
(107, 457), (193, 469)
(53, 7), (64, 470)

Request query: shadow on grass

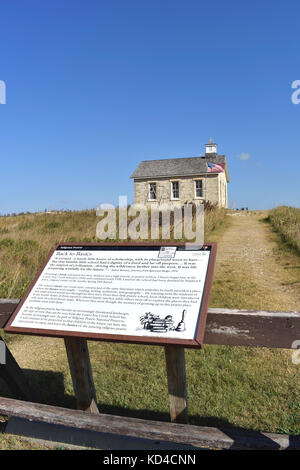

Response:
(0, 369), (76, 409)
(1, 368), (299, 449)
(2, 369), (240, 426)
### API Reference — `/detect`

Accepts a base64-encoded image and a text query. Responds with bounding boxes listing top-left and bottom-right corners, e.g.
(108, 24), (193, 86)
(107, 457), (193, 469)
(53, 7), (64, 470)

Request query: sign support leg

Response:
(64, 337), (99, 414)
(164, 345), (188, 424)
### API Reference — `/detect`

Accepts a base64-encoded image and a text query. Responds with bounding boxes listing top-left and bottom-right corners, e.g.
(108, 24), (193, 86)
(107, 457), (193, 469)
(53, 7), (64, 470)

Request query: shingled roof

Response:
(131, 155), (228, 180)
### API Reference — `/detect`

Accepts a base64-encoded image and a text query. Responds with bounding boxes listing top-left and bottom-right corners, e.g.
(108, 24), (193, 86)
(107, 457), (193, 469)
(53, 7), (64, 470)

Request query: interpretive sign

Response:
(5, 242), (217, 348)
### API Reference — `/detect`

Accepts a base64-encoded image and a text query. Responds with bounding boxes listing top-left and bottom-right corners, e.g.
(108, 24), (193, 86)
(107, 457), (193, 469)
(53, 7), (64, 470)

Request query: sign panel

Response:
(5, 243), (217, 348)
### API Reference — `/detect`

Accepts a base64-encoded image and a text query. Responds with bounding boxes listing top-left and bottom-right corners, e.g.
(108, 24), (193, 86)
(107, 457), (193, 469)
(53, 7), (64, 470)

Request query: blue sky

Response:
(0, 0), (299, 213)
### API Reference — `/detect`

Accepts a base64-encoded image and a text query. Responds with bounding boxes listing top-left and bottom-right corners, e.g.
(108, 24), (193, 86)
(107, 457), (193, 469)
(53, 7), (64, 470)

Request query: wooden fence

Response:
(0, 299), (300, 450)
(2, 299), (300, 348)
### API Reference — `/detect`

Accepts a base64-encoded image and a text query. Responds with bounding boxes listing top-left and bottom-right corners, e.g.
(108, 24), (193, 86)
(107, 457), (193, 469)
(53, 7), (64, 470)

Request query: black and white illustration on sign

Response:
(139, 310), (187, 333)
(9, 246), (211, 341)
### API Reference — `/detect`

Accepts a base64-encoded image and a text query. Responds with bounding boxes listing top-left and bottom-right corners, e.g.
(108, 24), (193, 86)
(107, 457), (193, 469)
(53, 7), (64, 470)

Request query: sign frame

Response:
(5, 242), (217, 348)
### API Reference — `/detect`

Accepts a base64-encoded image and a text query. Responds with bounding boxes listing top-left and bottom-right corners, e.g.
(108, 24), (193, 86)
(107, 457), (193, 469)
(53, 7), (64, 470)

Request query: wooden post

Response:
(64, 338), (99, 414)
(164, 345), (188, 424)
(0, 339), (37, 402)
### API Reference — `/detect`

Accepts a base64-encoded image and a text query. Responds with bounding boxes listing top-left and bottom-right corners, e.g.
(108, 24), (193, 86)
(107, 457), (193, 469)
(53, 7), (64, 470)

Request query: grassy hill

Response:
(0, 206), (299, 448)
(267, 206), (300, 252)
(0, 206), (227, 299)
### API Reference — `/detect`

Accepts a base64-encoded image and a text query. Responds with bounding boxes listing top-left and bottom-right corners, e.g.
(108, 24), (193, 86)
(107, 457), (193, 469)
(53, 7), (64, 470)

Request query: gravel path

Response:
(214, 212), (300, 311)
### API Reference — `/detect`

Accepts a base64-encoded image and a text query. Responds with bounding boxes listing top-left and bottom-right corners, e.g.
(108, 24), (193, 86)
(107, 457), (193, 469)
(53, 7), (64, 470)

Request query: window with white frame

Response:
(149, 182), (157, 200)
(195, 180), (203, 198)
(171, 181), (179, 199)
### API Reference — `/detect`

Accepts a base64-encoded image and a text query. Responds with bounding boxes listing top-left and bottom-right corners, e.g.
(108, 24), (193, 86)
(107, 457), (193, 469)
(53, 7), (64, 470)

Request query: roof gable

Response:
(131, 155), (229, 181)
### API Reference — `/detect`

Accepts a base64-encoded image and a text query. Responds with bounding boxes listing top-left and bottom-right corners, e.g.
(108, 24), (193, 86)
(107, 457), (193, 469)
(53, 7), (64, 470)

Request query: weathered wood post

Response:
(164, 345), (188, 424)
(64, 337), (99, 414)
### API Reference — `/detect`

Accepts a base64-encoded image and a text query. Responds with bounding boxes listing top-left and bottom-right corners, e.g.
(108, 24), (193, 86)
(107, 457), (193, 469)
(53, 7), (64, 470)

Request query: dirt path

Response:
(6, 212), (300, 369)
(213, 211), (300, 311)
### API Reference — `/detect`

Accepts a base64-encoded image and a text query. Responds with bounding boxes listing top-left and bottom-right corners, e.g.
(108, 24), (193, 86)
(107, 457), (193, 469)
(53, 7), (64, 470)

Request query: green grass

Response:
(1, 337), (298, 436)
(0, 208), (300, 448)
(88, 342), (299, 433)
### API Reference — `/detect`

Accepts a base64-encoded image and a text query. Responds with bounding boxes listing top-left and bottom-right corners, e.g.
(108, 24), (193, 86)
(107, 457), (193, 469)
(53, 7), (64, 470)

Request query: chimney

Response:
(205, 138), (217, 156)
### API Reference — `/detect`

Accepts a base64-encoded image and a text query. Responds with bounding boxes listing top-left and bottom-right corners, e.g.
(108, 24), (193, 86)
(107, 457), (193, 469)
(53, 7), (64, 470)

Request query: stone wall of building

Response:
(218, 171), (228, 208)
(134, 174), (227, 207)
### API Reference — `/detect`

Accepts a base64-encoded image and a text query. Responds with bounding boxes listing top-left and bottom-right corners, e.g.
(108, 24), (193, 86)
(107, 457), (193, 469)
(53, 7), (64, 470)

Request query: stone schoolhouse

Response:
(130, 140), (229, 208)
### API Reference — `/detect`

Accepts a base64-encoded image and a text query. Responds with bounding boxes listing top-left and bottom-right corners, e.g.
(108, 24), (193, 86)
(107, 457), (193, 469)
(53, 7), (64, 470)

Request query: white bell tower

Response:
(205, 138), (218, 155)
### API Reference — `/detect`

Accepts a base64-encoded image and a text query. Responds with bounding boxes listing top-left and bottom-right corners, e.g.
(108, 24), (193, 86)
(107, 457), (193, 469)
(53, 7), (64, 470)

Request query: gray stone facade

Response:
(133, 173), (227, 208)
(131, 142), (229, 208)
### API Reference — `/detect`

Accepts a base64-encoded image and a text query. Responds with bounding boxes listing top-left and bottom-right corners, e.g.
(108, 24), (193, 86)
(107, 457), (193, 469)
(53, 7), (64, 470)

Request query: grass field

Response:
(267, 206), (300, 252)
(0, 206), (227, 300)
(0, 206), (299, 449)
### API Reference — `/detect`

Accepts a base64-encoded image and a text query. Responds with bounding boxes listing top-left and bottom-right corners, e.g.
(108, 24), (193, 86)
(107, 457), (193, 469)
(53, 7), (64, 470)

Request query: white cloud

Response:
(237, 152), (251, 161)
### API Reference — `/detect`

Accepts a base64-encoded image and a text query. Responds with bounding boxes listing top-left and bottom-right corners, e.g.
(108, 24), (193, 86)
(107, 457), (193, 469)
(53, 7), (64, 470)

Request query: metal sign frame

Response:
(5, 242), (217, 348)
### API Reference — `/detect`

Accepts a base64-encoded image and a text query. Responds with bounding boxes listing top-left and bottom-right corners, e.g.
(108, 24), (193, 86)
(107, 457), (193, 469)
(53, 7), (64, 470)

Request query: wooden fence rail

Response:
(0, 396), (299, 450)
(1, 298), (300, 449)
(1, 299), (300, 349)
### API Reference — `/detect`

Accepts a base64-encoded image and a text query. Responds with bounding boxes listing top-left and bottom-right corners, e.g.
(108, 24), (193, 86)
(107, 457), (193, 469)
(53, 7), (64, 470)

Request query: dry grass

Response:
(210, 210), (300, 311)
(267, 206), (300, 252)
(0, 207), (226, 299)
(1, 208), (300, 448)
